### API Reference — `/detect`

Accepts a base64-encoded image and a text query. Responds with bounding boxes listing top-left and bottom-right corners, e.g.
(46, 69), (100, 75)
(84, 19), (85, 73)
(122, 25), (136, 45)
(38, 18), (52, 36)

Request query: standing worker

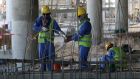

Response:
(100, 42), (127, 72)
(33, 5), (65, 71)
(65, 6), (92, 69)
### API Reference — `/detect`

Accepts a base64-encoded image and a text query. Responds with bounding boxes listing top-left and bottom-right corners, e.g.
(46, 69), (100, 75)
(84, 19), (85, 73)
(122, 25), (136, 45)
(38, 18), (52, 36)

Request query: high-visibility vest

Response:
(110, 47), (126, 61)
(38, 19), (54, 43)
(109, 47), (127, 68)
(79, 21), (92, 47)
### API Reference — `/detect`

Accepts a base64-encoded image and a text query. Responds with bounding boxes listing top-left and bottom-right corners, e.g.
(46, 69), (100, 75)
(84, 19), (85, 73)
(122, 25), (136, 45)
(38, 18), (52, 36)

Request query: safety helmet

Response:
(41, 5), (50, 14)
(77, 6), (86, 17)
(105, 42), (113, 50)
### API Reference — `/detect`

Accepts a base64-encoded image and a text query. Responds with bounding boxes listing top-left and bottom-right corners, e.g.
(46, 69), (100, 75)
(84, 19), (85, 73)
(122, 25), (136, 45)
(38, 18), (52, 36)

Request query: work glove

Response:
(42, 27), (47, 31)
(64, 35), (72, 43)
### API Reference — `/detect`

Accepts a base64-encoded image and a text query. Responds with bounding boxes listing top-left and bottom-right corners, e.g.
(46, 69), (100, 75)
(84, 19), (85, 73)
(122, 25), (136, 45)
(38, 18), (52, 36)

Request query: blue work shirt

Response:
(107, 49), (115, 61)
(101, 49), (115, 62)
(100, 49), (115, 65)
(72, 21), (92, 41)
(33, 16), (62, 34)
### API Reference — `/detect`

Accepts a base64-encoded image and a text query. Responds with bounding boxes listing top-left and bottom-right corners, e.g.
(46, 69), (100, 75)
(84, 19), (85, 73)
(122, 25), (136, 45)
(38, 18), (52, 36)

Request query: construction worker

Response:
(33, 5), (65, 71)
(100, 42), (127, 72)
(65, 6), (92, 69)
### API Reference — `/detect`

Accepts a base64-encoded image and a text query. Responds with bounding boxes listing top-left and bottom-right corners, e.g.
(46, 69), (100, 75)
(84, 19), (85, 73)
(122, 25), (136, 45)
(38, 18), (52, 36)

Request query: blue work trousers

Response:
(38, 42), (55, 71)
(100, 55), (108, 70)
(100, 55), (116, 72)
(79, 46), (90, 69)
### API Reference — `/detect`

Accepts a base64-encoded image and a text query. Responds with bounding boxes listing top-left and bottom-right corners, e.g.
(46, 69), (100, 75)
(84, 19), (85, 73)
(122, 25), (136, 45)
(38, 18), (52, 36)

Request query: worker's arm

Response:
(53, 20), (65, 35)
(106, 50), (115, 61)
(72, 21), (91, 41)
(33, 16), (43, 32)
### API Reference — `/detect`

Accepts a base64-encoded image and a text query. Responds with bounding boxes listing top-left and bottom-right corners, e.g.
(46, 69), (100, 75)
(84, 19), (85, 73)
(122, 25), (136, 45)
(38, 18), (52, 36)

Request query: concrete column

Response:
(6, 0), (38, 59)
(31, 0), (39, 59)
(87, 0), (102, 45)
(115, 0), (128, 32)
(6, 0), (12, 30)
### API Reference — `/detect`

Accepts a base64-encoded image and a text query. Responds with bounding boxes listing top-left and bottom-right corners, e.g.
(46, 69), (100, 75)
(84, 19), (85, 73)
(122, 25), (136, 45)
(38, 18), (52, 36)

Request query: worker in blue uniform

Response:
(100, 42), (127, 72)
(33, 5), (65, 71)
(65, 6), (92, 69)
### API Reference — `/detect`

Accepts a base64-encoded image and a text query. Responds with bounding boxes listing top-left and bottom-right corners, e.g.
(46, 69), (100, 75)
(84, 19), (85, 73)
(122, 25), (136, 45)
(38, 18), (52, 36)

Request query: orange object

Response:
(53, 64), (61, 72)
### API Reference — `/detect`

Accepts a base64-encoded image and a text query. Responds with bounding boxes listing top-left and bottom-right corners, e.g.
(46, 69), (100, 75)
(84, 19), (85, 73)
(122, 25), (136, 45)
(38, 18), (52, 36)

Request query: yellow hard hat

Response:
(77, 6), (86, 17)
(41, 5), (50, 14)
(105, 42), (113, 50)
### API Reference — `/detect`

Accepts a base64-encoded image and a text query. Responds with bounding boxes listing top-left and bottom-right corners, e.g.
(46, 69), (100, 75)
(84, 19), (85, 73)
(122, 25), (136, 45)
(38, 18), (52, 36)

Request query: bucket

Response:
(53, 64), (61, 72)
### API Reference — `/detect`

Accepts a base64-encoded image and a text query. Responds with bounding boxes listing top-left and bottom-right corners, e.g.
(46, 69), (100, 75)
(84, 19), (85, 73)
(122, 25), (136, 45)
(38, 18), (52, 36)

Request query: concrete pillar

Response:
(87, 0), (102, 45)
(115, 0), (128, 32)
(6, 0), (12, 30)
(31, 0), (39, 59)
(6, 0), (38, 60)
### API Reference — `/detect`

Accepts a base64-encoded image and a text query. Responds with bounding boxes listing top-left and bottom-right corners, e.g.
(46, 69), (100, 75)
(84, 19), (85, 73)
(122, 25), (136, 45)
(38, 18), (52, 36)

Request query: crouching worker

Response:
(100, 42), (127, 72)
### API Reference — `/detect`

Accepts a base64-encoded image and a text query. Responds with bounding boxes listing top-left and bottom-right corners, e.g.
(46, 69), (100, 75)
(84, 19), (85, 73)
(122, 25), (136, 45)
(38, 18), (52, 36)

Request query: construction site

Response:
(0, 0), (140, 79)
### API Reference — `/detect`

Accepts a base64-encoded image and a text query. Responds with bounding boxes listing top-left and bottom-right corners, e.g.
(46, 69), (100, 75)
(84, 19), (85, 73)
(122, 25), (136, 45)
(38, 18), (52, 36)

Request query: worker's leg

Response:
(79, 46), (90, 69)
(99, 55), (107, 71)
(47, 42), (55, 71)
(38, 43), (48, 71)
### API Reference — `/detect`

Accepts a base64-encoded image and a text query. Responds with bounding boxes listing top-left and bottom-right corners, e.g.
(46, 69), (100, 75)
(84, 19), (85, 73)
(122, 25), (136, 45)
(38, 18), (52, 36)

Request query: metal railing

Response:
(0, 58), (139, 79)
